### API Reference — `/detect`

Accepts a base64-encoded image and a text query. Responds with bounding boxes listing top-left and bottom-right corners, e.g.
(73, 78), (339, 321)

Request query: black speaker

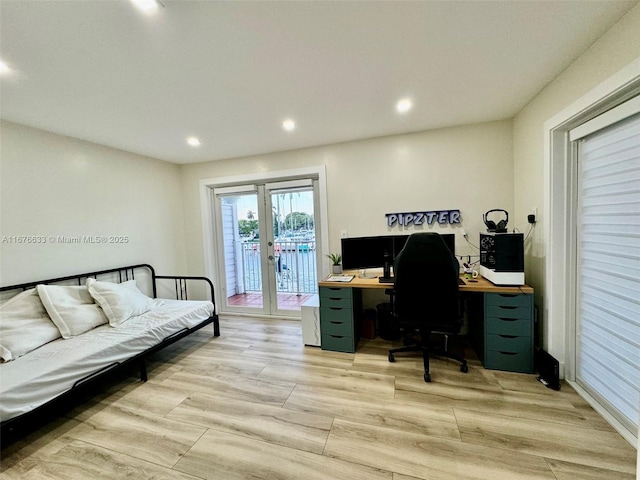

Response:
(479, 233), (524, 272)
(536, 348), (560, 390)
(483, 209), (509, 233)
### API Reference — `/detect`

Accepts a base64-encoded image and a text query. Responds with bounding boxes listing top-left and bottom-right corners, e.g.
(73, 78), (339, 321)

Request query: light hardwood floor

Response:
(1, 316), (636, 479)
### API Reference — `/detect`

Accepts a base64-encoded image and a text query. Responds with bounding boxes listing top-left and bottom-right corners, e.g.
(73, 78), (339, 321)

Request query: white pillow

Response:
(86, 278), (155, 327)
(0, 288), (62, 362)
(36, 284), (108, 338)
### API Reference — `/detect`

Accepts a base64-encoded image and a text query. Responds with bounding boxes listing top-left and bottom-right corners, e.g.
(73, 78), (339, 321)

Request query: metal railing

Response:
(238, 240), (318, 295)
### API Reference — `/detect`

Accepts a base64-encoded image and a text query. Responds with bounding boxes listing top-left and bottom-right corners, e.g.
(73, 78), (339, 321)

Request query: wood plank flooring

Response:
(1, 316), (636, 479)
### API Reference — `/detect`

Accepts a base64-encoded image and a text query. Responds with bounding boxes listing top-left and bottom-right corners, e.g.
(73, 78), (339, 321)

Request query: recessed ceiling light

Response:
(396, 98), (413, 113)
(282, 119), (296, 131)
(0, 59), (11, 76)
(187, 137), (201, 147)
(130, 0), (161, 13)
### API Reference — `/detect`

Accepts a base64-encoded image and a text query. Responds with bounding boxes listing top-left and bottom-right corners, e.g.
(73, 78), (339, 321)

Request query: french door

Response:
(213, 179), (320, 317)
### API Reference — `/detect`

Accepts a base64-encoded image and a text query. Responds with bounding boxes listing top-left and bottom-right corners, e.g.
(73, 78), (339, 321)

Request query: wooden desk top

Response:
(319, 270), (534, 294)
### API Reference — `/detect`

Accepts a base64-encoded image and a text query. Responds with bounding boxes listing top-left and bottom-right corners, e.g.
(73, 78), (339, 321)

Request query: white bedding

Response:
(0, 299), (214, 423)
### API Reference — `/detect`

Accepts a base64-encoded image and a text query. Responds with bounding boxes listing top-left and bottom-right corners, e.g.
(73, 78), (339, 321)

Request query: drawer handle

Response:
(498, 335), (518, 339)
(497, 306), (517, 310)
(498, 294), (517, 298)
(498, 317), (517, 322)
(498, 351), (518, 356)
(330, 321), (343, 325)
(329, 297), (342, 301)
(330, 307), (342, 311)
(330, 335), (345, 339)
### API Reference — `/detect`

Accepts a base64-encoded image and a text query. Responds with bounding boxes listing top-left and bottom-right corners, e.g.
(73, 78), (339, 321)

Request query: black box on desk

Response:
(479, 233), (524, 271)
(479, 233), (524, 285)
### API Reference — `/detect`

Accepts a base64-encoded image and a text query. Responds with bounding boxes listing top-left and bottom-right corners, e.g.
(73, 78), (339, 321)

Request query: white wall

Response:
(0, 121), (187, 285)
(513, 3), (640, 368)
(180, 120), (514, 308)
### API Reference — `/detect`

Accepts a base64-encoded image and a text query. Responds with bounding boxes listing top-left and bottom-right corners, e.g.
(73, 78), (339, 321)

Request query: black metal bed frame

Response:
(0, 264), (220, 443)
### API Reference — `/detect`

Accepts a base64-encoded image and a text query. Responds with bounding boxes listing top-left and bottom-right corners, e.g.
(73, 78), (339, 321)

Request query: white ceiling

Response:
(0, 0), (637, 164)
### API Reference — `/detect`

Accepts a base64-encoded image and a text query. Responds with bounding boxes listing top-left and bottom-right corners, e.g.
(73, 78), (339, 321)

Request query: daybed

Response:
(0, 264), (219, 440)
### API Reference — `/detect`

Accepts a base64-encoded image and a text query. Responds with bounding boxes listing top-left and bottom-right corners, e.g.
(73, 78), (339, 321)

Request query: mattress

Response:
(0, 299), (214, 423)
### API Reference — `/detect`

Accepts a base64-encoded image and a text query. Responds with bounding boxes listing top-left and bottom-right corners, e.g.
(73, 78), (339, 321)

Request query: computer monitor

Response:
(440, 233), (455, 256)
(392, 233), (455, 257)
(341, 233), (456, 271)
(341, 236), (394, 270)
(391, 234), (409, 258)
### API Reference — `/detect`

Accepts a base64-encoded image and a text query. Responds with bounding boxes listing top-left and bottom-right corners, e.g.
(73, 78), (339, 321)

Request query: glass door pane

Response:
(217, 191), (264, 313)
(268, 186), (318, 314)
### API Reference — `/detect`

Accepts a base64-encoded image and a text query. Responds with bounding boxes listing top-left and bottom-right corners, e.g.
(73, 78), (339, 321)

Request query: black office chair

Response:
(388, 233), (468, 382)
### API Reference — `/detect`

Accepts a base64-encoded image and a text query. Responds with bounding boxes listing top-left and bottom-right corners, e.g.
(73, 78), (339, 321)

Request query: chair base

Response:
(388, 331), (468, 382)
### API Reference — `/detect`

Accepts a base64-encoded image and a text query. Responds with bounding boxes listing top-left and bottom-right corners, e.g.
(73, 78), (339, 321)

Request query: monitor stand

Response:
(378, 257), (393, 283)
(358, 269), (377, 279)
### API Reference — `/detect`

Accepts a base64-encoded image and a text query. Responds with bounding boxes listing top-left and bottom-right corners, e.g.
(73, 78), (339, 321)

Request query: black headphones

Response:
(483, 209), (509, 233)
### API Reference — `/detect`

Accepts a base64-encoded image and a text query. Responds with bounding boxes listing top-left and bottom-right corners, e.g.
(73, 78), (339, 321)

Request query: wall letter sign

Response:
(386, 209), (461, 227)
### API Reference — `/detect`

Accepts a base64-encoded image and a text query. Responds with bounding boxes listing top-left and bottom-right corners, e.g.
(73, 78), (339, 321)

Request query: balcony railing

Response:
(238, 240), (318, 295)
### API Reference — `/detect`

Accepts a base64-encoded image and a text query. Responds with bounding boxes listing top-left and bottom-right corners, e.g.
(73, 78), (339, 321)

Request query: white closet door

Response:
(574, 109), (640, 438)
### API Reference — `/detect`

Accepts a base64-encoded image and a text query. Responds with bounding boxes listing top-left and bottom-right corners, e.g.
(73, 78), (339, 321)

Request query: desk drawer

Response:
(321, 334), (355, 353)
(486, 305), (531, 320)
(486, 316), (532, 336)
(486, 334), (531, 352)
(320, 296), (352, 309)
(320, 287), (352, 300)
(485, 293), (532, 308)
(320, 317), (354, 337)
(320, 306), (352, 325)
(485, 349), (533, 373)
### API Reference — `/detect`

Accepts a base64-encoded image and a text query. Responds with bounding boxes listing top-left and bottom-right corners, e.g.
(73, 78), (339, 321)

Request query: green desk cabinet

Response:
(319, 286), (362, 353)
(483, 292), (534, 373)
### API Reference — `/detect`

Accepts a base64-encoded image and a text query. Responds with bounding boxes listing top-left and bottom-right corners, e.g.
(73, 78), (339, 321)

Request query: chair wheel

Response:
(460, 364), (469, 373)
(388, 353), (395, 362)
(424, 372), (432, 382)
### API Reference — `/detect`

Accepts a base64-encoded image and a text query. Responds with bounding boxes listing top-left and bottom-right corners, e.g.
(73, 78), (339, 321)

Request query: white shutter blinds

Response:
(575, 110), (640, 438)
